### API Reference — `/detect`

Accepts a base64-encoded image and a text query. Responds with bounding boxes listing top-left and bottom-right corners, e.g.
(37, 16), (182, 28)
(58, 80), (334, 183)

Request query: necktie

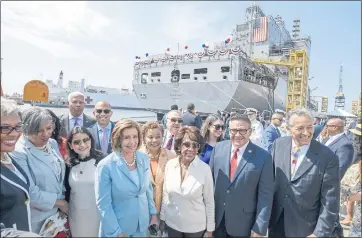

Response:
(230, 148), (239, 181)
(276, 128), (281, 138)
(74, 117), (79, 127)
(291, 147), (300, 176)
(166, 135), (174, 150)
(101, 128), (108, 153)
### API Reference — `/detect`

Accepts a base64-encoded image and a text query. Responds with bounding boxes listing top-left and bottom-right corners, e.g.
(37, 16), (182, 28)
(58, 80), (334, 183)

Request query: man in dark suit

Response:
(210, 113), (274, 237)
(324, 117), (354, 238)
(269, 108), (340, 238)
(59, 91), (96, 137)
(263, 112), (283, 153)
(87, 101), (115, 154)
(181, 103), (202, 129)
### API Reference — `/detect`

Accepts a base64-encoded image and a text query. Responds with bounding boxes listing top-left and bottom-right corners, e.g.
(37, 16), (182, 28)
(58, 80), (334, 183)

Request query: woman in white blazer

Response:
(160, 126), (215, 238)
(10, 107), (67, 234)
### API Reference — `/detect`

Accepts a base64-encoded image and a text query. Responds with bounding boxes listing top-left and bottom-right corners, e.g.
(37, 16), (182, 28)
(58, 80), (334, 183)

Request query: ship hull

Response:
(133, 78), (287, 114)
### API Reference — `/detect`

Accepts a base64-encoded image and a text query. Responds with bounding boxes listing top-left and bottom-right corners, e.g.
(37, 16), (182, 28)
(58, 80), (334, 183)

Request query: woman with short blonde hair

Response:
(95, 119), (158, 237)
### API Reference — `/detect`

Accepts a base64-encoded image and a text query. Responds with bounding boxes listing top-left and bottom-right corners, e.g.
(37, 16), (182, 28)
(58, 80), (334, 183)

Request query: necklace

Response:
(79, 162), (88, 175)
(146, 147), (161, 160)
(121, 152), (136, 167)
(1, 154), (12, 165)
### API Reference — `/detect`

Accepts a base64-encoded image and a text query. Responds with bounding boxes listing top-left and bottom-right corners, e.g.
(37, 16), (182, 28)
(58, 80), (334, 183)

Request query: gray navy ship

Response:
(132, 3), (311, 115)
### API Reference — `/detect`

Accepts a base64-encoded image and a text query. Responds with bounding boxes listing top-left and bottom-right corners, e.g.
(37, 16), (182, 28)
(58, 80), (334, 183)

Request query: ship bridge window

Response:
(194, 68), (208, 74)
(221, 66), (230, 73)
(151, 72), (161, 77)
(141, 73), (148, 84)
(181, 74), (190, 79)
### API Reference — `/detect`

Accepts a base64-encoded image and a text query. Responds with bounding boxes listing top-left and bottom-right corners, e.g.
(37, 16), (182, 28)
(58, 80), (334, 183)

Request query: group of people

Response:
(1, 91), (361, 238)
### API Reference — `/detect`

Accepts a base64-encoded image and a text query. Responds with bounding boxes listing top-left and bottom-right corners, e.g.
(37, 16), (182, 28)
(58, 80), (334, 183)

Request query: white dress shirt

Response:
(160, 156), (215, 233)
(250, 120), (264, 147)
(291, 140), (311, 178)
(163, 130), (175, 151)
(325, 132), (344, 146)
(231, 141), (250, 167)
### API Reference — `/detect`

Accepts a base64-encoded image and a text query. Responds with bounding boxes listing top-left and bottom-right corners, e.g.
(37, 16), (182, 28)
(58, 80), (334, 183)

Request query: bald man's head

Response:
(326, 117), (345, 136)
(93, 101), (113, 127)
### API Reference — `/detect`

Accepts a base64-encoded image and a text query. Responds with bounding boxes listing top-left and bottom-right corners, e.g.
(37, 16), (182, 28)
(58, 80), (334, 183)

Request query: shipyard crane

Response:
(252, 49), (309, 114)
(334, 62), (345, 110)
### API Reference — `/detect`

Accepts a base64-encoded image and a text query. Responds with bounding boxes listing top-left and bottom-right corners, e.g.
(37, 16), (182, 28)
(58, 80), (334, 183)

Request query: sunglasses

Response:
(212, 124), (225, 130)
(72, 137), (91, 146)
(95, 109), (111, 114)
(0, 125), (22, 134)
(169, 118), (183, 124)
(229, 128), (250, 135)
(182, 141), (200, 149)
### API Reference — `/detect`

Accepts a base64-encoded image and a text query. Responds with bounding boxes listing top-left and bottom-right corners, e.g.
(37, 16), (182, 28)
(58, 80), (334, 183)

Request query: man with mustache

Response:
(210, 113), (274, 237)
(87, 101), (115, 154)
(269, 108), (340, 238)
(163, 110), (182, 151)
(59, 92), (95, 137)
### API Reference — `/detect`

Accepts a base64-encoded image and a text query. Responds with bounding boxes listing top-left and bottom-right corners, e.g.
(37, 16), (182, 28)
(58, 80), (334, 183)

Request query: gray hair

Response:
(68, 91), (85, 102)
(166, 110), (181, 119)
(1, 97), (21, 118)
(287, 108), (313, 128)
(22, 107), (53, 136)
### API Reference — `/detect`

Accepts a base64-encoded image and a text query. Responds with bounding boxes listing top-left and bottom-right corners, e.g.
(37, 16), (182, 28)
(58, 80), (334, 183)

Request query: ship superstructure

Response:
(132, 3), (312, 114)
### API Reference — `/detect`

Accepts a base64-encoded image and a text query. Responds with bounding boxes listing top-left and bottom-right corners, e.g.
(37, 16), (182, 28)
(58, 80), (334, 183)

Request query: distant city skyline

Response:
(1, 1), (360, 112)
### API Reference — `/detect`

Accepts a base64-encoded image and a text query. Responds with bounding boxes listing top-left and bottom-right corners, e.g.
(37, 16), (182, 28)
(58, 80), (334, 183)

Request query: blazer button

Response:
(226, 190), (230, 194)
(285, 194), (289, 198)
(223, 203), (226, 206)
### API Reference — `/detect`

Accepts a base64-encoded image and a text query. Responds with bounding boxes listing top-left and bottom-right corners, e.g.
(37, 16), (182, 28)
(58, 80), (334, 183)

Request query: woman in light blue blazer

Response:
(10, 107), (67, 234)
(95, 119), (158, 237)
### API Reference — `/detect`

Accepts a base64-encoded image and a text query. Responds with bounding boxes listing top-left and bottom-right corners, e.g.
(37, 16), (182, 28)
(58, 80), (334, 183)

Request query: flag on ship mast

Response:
(252, 16), (268, 43)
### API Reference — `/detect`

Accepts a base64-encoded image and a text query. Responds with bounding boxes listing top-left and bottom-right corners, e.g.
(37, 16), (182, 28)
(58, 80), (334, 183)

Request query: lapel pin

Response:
(248, 150), (252, 153)
(25, 199), (29, 205)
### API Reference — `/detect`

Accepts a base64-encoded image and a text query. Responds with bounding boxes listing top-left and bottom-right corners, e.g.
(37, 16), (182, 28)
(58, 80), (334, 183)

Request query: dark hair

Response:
(66, 126), (106, 166)
(174, 126), (205, 155)
(201, 114), (224, 142)
(141, 121), (164, 143)
(187, 103), (195, 111)
(229, 113), (252, 128)
(45, 109), (63, 144)
(170, 104), (178, 110)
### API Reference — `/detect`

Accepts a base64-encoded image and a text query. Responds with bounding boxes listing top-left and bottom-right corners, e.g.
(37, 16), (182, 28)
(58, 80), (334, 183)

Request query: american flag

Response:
(253, 16), (268, 43)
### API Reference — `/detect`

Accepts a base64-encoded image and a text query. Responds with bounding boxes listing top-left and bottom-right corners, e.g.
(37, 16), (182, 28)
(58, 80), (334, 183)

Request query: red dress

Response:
(58, 137), (68, 160)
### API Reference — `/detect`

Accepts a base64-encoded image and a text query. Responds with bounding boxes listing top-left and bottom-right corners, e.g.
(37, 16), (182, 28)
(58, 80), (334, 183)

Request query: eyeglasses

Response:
(229, 128), (250, 135)
(1, 125), (22, 134)
(95, 109), (111, 114)
(182, 141), (200, 149)
(212, 124), (225, 130)
(169, 118), (183, 124)
(72, 137), (91, 146)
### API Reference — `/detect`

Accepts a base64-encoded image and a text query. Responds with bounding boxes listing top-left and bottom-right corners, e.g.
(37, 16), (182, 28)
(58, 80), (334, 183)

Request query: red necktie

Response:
(166, 135), (174, 150)
(230, 148), (239, 181)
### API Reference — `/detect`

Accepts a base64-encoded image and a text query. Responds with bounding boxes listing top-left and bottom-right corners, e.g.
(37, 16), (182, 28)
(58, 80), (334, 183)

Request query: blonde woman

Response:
(140, 121), (176, 214)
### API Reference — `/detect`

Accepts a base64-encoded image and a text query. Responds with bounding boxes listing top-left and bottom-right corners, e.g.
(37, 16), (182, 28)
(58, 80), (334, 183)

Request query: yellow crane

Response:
(252, 49), (309, 114)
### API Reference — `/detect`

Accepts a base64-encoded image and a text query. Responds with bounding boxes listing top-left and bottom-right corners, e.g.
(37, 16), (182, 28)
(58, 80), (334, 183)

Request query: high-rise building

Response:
(352, 100), (358, 115)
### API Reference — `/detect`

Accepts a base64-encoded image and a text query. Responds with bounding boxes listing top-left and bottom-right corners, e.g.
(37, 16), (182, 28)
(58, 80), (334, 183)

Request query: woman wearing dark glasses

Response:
(200, 114), (224, 164)
(0, 97), (32, 232)
(160, 126), (215, 238)
(64, 126), (106, 237)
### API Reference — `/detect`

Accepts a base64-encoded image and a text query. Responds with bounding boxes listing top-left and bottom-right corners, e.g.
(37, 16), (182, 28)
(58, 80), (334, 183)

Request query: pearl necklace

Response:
(121, 152), (136, 167)
(146, 147), (161, 160)
(1, 154), (12, 165)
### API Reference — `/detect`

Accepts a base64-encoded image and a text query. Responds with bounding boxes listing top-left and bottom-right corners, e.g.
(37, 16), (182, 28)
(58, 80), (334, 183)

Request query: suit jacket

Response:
(181, 111), (202, 129)
(139, 146), (176, 213)
(209, 140), (274, 236)
(269, 136), (340, 237)
(59, 112), (96, 138)
(0, 159), (31, 232)
(323, 134), (354, 180)
(263, 124), (280, 153)
(88, 122), (115, 154)
(95, 151), (157, 237)
(10, 136), (66, 224)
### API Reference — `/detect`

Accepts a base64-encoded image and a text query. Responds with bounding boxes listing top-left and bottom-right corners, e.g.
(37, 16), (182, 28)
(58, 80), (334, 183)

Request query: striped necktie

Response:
(166, 135), (174, 150)
(291, 147), (300, 176)
(101, 128), (108, 153)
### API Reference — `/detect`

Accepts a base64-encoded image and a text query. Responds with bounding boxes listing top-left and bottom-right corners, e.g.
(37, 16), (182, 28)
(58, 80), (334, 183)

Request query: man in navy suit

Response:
(88, 101), (115, 154)
(210, 113), (274, 237)
(263, 112), (283, 153)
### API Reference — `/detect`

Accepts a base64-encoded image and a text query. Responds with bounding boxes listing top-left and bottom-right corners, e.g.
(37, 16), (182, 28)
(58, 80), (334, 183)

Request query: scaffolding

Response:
(252, 49), (309, 114)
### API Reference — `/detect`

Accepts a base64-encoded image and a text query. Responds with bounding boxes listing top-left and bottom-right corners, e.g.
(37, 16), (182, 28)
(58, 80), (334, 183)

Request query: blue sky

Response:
(1, 1), (360, 112)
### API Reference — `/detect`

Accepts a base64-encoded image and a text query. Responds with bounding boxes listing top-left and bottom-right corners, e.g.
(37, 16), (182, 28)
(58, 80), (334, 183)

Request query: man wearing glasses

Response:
(269, 109), (339, 238)
(210, 113), (274, 238)
(88, 101), (114, 154)
(263, 113), (284, 153)
(163, 110), (182, 151)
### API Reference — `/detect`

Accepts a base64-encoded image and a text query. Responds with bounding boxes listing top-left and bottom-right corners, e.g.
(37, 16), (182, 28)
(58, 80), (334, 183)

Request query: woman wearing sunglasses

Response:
(200, 114), (224, 164)
(160, 126), (215, 238)
(64, 126), (106, 237)
(0, 97), (31, 232)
